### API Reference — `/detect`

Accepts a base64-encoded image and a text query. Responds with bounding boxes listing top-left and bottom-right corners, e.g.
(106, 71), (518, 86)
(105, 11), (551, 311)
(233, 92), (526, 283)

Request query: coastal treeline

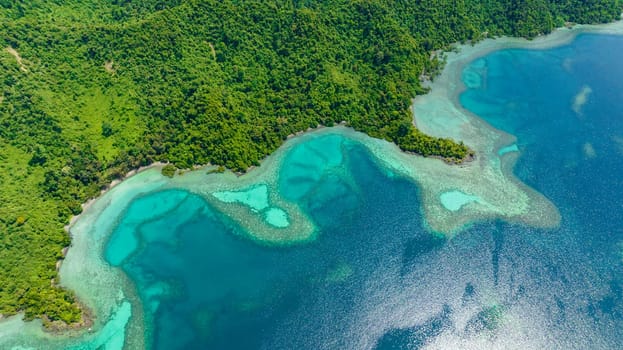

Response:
(0, 0), (621, 324)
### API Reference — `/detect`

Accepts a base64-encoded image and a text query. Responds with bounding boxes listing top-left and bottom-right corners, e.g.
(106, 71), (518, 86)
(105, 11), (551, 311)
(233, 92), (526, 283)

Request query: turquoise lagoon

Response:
(3, 27), (623, 349)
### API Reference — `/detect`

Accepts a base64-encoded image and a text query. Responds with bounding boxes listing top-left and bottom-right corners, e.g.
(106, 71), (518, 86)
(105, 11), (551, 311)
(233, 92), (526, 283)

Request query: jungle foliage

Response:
(0, 0), (620, 324)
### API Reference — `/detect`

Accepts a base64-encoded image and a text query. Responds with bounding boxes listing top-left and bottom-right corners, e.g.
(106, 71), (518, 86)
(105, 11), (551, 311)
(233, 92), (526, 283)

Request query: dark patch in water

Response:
(401, 234), (446, 272)
(374, 305), (452, 350)
(462, 283), (477, 305)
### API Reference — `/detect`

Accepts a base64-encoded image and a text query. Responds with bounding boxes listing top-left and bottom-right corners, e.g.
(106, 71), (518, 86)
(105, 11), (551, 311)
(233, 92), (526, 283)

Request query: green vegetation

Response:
(161, 164), (177, 178)
(465, 304), (506, 334)
(0, 0), (620, 325)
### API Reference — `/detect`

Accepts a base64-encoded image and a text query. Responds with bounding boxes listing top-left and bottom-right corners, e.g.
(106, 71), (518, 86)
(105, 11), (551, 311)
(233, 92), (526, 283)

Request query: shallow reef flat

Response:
(150, 115), (559, 242)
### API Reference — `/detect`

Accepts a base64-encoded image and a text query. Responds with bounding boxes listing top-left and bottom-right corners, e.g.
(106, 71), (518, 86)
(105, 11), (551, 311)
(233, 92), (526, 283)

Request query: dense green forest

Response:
(0, 0), (620, 325)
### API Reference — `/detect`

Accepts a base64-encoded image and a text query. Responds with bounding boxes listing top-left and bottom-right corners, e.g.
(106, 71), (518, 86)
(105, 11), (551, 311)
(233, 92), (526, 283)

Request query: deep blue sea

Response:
(104, 33), (623, 349)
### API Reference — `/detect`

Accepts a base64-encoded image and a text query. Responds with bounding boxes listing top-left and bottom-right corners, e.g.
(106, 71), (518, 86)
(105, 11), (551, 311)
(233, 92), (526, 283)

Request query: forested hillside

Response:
(0, 0), (620, 325)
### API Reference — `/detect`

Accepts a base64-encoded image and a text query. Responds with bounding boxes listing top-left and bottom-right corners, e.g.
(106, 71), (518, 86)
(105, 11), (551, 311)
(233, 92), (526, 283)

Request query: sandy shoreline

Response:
(63, 162), (167, 234)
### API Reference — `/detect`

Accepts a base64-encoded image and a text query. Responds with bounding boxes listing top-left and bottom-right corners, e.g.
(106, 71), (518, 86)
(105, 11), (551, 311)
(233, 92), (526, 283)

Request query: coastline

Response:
(46, 162), (172, 335)
(63, 161), (168, 234)
(3, 18), (623, 350)
(0, 167), (171, 349)
(405, 19), (623, 233)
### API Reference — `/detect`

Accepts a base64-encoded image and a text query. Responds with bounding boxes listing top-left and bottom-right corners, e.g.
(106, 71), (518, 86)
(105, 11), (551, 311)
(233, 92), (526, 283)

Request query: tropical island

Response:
(0, 0), (621, 329)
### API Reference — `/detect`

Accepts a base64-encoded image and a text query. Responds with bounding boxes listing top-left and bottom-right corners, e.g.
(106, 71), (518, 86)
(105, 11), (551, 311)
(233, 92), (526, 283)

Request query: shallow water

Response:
(105, 33), (623, 349)
(3, 32), (623, 350)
